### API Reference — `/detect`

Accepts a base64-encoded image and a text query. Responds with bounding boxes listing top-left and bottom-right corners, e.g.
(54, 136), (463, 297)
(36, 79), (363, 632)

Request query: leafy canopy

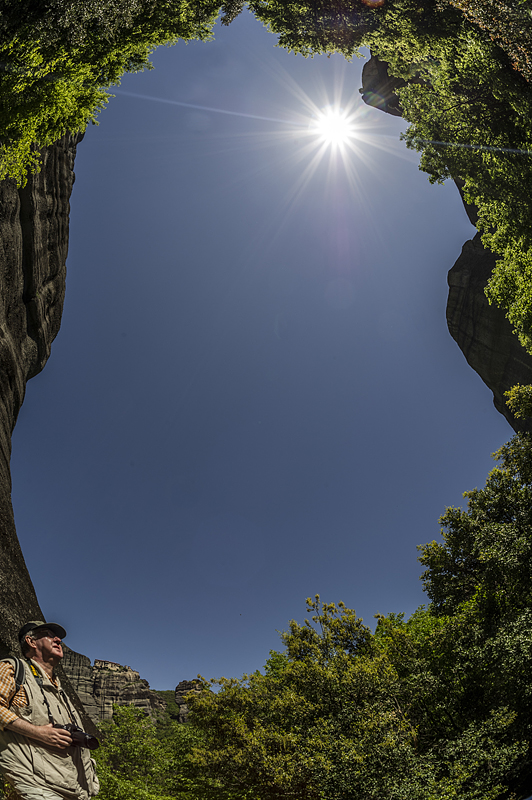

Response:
(0, 0), (224, 184)
(93, 703), (242, 800)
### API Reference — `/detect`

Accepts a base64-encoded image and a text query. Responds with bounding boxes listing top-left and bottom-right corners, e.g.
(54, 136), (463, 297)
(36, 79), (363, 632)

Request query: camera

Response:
(54, 723), (99, 750)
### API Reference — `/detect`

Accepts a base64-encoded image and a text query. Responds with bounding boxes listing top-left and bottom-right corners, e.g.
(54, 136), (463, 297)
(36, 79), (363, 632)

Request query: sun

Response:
(311, 106), (357, 147)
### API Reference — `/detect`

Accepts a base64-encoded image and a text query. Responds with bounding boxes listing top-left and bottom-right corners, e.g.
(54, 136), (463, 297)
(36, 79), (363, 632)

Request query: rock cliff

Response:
(174, 680), (202, 724)
(0, 133), (98, 733)
(61, 647), (167, 723)
(360, 56), (404, 117)
(361, 56), (532, 433)
(0, 134), (81, 659)
(447, 234), (532, 433)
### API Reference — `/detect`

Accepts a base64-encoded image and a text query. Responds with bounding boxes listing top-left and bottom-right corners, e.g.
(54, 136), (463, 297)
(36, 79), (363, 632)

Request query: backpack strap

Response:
(0, 657), (26, 695)
(12, 657), (26, 693)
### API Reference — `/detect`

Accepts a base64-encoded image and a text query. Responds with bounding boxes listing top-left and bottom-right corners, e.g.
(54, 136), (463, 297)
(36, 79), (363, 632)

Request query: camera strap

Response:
(25, 660), (55, 725)
(25, 659), (75, 726)
(58, 688), (77, 725)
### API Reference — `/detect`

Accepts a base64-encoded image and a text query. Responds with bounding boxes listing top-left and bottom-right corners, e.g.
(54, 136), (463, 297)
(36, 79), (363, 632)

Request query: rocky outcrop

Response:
(360, 55), (532, 433)
(61, 647), (167, 723)
(360, 57), (404, 117)
(174, 680), (202, 724)
(447, 234), (532, 432)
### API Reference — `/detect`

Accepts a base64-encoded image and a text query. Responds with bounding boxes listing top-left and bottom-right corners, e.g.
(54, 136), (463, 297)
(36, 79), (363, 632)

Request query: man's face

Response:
(30, 628), (63, 664)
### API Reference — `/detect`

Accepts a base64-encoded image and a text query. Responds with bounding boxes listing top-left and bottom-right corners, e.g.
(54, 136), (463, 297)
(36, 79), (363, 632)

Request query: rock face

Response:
(360, 57), (404, 117)
(0, 133), (98, 734)
(0, 134), (81, 659)
(61, 647), (167, 723)
(174, 680), (202, 724)
(447, 234), (532, 432)
(361, 56), (532, 432)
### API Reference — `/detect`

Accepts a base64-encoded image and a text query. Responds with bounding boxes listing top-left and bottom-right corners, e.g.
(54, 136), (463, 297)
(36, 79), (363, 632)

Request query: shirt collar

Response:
(29, 659), (60, 688)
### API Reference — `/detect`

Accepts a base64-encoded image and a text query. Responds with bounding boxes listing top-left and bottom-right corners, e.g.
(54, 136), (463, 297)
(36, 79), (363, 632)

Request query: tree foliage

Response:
(186, 436), (532, 799)
(370, 2), (532, 354)
(93, 703), (242, 800)
(370, 2), (532, 355)
(93, 705), (175, 800)
(0, 0), (224, 184)
(505, 384), (532, 420)
(448, 0), (532, 82)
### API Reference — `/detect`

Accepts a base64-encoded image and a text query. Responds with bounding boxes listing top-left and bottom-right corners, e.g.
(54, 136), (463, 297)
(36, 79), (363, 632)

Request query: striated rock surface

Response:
(0, 134), (82, 659)
(361, 55), (532, 432)
(447, 234), (532, 432)
(0, 134), (98, 734)
(174, 680), (202, 724)
(62, 647), (167, 723)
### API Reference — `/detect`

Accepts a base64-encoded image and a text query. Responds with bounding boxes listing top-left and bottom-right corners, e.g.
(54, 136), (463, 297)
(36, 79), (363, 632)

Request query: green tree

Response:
(187, 595), (525, 799)
(94, 705), (175, 800)
(417, 434), (532, 782)
(359, 2), (532, 352)
(188, 598), (421, 800)
(419, 434), (532, 620)
(505, 384), (532, 420)
(94, 703), (242, 800)
(448, 0), (532, 82)
(0, 0), (224, 184)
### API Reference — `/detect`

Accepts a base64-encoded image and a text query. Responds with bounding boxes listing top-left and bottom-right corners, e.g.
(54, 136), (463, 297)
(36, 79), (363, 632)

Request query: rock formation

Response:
(360, 56), (404, 117)
(174, 680), (202, 724)
(0, 133), (98, 734)
(361, 56), (532, 433)
(0, 134), (82, 659)
(61, 647), (166, 723)
(447, 234), (532, 433)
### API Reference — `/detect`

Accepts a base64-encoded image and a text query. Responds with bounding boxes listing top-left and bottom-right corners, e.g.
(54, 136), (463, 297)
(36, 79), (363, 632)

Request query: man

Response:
(0, 621), (99, 800)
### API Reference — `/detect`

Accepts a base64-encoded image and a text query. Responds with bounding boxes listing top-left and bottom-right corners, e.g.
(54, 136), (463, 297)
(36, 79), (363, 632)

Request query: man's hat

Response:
(18, 620), (67, 648)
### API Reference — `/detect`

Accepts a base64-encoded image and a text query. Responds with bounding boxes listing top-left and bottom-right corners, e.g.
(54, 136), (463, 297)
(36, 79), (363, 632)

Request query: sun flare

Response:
(312, 106), (357, 147)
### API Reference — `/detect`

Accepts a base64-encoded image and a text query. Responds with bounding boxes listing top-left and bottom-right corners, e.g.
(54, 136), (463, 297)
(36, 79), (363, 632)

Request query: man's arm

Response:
(0, 662), (71, 749)
(0, 661), (24, 731)
(5, 719), (72, 749)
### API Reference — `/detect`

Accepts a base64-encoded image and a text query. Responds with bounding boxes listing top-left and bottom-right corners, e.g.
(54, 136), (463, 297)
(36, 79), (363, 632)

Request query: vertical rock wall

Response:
(447, 234), (532, 433)
(0, 133), (82, 658)
(0, 134), (97, 733)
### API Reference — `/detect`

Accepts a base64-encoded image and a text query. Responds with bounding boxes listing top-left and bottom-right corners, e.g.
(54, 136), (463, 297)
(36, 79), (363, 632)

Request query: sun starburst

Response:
(311, 106), (358, 147)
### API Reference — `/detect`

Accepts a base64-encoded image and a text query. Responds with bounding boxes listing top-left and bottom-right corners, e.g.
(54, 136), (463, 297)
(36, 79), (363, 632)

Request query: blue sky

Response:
(11, 9), (509, 690)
